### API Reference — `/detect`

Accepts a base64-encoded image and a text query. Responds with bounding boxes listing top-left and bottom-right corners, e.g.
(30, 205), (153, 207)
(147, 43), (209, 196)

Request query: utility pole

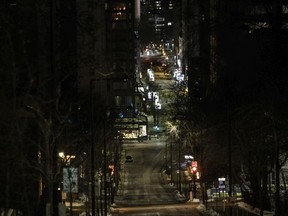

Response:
(227, 90), (232, 216)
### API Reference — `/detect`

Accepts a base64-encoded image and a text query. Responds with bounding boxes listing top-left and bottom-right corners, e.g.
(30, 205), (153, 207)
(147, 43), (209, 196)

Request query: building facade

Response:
(77, 0), (146, 140)
(140, 0), (176, 45)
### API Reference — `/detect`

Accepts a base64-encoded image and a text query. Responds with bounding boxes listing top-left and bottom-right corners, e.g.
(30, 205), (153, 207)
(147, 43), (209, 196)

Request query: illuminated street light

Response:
(58, 152), (65, 158)
(165, 121), (180, 187)
(184, 155), (194, 160)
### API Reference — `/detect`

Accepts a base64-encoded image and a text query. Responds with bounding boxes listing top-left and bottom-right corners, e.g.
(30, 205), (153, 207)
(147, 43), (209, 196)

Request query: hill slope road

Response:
(112, 140), (204, 216)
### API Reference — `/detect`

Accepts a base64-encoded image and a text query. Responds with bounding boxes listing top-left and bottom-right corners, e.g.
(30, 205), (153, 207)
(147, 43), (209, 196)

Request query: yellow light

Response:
(58, 152), (65, 158)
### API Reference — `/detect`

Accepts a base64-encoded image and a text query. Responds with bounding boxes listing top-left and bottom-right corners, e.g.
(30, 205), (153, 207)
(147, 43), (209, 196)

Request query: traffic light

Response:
(190, 161), (197, 174)
(190, 161), (200, 179)
(192, 166), (197, 172)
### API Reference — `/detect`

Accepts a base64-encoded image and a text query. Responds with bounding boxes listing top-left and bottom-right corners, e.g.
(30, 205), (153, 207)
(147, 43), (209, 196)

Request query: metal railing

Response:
(207, 199), (268, 216)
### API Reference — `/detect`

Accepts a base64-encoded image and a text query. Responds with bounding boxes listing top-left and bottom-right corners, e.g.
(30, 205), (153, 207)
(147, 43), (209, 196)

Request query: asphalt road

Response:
(111, 139), (204, 216)
(110, 52), (204, 216)
(111, 203), (204, 216)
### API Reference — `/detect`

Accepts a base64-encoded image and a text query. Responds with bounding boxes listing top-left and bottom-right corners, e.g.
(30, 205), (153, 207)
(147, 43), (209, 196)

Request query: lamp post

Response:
(168, 123), (179, 186)
(90, 80), (96, 216)
(165, 137), (168, 171)
(170, 133), (173, 185)
(227, 91), (232, 216)
(103, 110), (110, 216)
(178, 140), (182, 194)
(166, 122), (177, 186)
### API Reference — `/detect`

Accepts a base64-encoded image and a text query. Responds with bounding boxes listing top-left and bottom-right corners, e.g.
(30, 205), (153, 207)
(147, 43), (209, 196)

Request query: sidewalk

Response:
(160, 170), (191, 203)
(63, 201), (87, 216)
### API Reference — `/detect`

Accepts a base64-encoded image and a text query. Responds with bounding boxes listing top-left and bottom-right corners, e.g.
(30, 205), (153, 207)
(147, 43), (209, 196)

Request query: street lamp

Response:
(103, 109), (110, 216)
(166, 121), (179, 186)
(178, 139), (182, 194)
(90, 80), (96, 216)
(170, 133), (173, 185)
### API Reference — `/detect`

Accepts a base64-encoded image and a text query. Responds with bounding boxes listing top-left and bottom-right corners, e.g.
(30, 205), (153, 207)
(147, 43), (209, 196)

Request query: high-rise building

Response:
(141, 0), (176, 44)
(179, 0), (288, 101)
(78, 0), (146, 139)
(105, 0), (147, 139)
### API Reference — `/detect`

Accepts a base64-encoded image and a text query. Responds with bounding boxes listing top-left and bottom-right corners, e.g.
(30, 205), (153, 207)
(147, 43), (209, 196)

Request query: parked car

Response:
(125, 155), (133, 163)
